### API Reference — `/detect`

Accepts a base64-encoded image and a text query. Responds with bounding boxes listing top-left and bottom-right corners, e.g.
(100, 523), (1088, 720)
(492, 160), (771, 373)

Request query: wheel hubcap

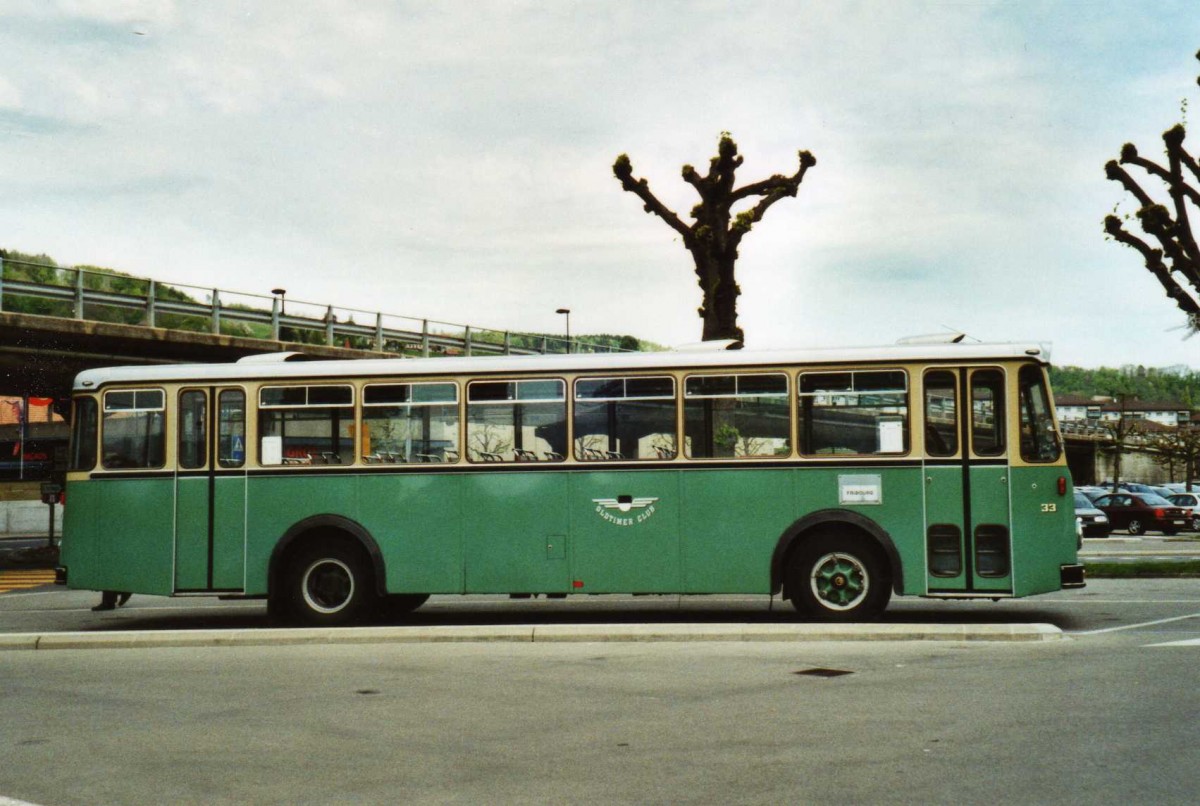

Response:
(810, 552), (869, 610)
(302, 558), (355, 614)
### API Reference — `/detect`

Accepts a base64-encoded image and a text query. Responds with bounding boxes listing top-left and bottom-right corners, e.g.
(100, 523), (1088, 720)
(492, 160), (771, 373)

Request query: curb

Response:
(0, 622), (1064, 651)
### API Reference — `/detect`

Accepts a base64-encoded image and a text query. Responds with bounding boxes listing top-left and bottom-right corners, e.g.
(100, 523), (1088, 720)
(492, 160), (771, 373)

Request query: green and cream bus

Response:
(59, 338), (1084, 624)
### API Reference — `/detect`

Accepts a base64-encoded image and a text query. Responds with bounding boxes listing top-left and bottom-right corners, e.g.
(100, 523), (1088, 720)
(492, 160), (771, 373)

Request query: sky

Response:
(2, 1), (1200, 369)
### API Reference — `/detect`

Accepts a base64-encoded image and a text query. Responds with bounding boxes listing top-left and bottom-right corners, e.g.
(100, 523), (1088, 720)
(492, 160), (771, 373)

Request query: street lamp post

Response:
(271, 288), (287, 341)
(555, 308), (571, 353)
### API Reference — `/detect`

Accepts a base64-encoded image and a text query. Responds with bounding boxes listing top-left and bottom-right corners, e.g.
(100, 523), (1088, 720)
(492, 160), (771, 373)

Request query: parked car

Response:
(1092, 492), (1191, 536)
(1073, 491), (1112, 537)
(1075, 485), (1109, 502)
(1168, 492), (1200, 531)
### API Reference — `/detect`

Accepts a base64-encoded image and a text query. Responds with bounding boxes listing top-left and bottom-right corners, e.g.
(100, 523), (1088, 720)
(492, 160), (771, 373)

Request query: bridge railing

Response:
(0, 257), (625, 357)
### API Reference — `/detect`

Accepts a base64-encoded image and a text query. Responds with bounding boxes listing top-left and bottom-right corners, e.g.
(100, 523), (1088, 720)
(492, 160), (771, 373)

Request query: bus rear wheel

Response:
(280, 541), (376, 627)
(788, 533), (891, 621)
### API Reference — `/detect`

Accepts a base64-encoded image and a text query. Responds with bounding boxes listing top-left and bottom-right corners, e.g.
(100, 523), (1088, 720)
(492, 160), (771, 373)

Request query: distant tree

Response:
(1104, 50), (1200, 333)
(1103, 394), (1142, 492)
(613, 134), (815, 342)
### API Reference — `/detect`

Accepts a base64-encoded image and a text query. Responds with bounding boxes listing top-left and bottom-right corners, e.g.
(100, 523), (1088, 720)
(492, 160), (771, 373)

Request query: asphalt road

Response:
(1, 579), (1199, 804)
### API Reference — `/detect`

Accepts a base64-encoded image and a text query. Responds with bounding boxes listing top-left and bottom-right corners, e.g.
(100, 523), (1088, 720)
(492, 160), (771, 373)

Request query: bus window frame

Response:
(796, 368), (911, 458)
(100, 387), (168, 471)
(257, 383), (356, 467)
(572, 375), (678, 462)
(177, 388), (209, 471)
(465, 377), (568, 464)
(361, 380), (461, 465)
(682, 371), (791, 460)
(921, 369), (960, 459)
(69, 395), (99, 472)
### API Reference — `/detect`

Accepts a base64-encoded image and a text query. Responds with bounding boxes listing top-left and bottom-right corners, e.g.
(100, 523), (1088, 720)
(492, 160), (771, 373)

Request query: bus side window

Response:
(971, 369), (1006, 457)
(218, 390), (246, 468)
(101, 389), (166, 469)
(923, 370), (958, 457)
(575, 376), (677, 461)
(362, 382), (459, 464)
(683, 373), (789, 459)
(798, 370), (909, 456)
(467, 379), (566, 463)
(258, 385), (353, 466)
(1018, 365), (1060, 462)
(70, 396), (98, 472)
(179, 390), (208, 470)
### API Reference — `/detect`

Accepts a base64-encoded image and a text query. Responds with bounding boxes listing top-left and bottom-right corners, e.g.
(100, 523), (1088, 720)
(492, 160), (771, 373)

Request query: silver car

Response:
(1168, 492), (1200, 531)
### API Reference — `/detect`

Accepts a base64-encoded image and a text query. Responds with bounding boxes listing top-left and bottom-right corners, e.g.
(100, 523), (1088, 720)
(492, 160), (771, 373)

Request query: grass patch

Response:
(1085, 559), (1200, 578)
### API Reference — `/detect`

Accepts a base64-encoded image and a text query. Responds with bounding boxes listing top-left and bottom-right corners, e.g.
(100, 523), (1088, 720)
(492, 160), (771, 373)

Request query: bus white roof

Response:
(71, 341), (1052, 391)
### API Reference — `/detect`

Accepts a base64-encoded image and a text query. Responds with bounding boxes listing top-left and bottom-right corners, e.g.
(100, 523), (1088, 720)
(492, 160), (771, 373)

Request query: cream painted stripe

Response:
(1072, 612), (1200, 635)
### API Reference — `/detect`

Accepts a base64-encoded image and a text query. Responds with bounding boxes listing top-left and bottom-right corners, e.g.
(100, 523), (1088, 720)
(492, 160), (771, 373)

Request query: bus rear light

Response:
(1058, 476), (1067, 496)
(573, 580), (584, 589)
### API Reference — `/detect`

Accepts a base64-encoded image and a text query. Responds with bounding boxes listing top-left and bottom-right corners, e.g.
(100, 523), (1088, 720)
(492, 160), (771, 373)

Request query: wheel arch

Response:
(268, 514), (388, 598)
(770, 508), (903, 597)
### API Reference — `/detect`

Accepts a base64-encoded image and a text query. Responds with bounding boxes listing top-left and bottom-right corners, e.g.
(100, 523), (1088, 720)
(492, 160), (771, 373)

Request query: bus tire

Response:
(788, 532), (891, 621)
(283, 541), (376, 627)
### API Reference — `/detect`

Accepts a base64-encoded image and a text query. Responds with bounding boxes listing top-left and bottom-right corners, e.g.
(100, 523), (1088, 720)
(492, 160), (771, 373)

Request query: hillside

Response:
(1050, 365), (1200, 407)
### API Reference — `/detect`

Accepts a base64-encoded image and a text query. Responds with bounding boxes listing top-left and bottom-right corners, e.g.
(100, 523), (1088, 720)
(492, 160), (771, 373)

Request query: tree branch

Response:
(613, 154), (694, 243)
(1105, 215), (1200, 317)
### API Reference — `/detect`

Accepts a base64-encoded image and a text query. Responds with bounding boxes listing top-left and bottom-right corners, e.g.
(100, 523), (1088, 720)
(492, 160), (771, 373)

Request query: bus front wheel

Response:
(788, 533), (891, 621)
(280, 541), (376, 627)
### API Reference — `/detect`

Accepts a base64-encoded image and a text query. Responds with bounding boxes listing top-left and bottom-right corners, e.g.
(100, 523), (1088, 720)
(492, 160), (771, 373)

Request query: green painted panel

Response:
(174, 477), (210, 589)
(792, 467), (927, 595)
(969, 465), (1012, 592)
(1009, 466), (1077, 596)
(571, 471), (679, 593)
(462, 472), (568, 593)
(924, 466), (966, 591)
(212, 475), (246, 589)
(243, 474), (362, 594)
(356, 473), (463, 593)
(680, 469), (792, 593)
(62, 478), (174, 595)
(61, 481), (104, 590)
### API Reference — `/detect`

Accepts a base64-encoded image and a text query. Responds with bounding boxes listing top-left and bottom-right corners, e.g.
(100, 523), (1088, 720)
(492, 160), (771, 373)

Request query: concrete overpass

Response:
(0, 259), (588, 400)
(0, 310), (393, 399)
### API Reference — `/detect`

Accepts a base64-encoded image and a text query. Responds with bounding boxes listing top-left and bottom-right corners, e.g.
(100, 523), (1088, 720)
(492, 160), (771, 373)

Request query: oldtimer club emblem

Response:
(593, 495), (659, 526)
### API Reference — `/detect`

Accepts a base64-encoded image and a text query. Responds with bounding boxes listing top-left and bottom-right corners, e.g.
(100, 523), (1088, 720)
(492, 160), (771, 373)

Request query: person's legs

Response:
(92, 590), (119, 611)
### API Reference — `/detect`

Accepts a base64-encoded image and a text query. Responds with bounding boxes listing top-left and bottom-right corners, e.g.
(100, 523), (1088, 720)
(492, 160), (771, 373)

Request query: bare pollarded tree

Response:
(1104, 50), (1200, 332)
(613, 134), (816, 343)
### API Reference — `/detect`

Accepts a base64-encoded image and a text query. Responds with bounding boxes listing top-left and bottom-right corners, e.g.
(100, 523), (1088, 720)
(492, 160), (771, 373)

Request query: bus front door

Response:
(174, 388), (248, 593)
(922, 369), (1013, 594)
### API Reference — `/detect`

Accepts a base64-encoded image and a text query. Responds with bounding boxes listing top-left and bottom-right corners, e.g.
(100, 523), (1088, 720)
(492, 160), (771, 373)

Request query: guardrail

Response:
(0, 257), (628, 357)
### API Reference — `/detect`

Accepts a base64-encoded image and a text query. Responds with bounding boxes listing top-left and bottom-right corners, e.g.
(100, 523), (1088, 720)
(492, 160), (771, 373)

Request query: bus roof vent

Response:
(895, 333), (966, 345)
(671, 339), (744, 352)
(236, 352), (314, 363)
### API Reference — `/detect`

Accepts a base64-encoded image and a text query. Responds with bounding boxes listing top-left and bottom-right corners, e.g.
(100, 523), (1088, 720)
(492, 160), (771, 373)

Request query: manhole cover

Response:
(794, 668), (853, 678)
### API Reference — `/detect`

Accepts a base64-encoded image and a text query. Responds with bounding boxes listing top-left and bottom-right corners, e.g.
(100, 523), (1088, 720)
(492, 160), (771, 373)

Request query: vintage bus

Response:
(59, 338), (1084, 625)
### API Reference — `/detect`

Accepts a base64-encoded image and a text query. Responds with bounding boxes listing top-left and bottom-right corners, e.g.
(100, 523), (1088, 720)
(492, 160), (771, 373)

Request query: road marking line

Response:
(1147, 638), (1200, 647)
(1, 795), (47, 806)
(1072, 612), (1200, 636)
